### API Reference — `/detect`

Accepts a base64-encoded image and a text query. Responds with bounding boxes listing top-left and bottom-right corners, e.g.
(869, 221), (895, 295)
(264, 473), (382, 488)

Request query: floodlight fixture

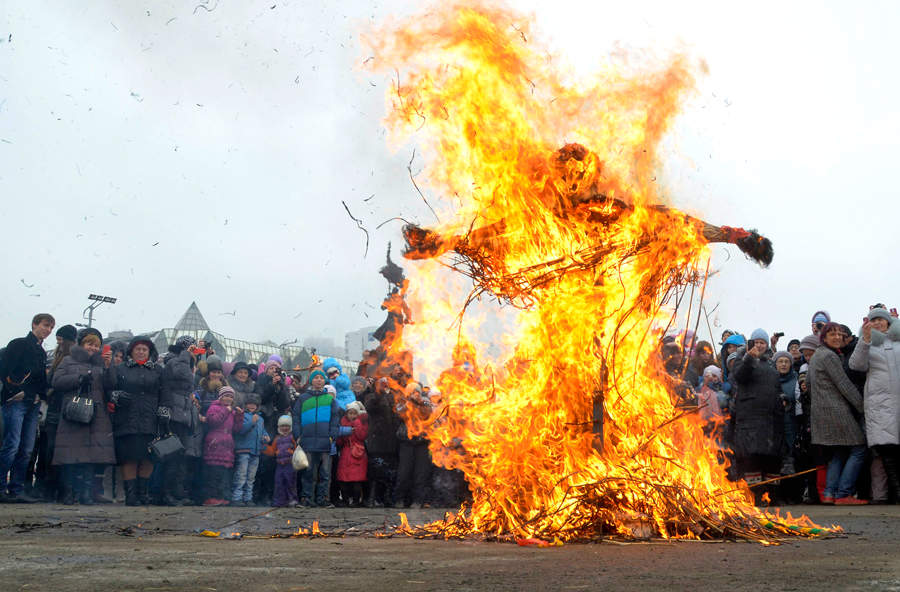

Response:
(83, 294), (118, 327)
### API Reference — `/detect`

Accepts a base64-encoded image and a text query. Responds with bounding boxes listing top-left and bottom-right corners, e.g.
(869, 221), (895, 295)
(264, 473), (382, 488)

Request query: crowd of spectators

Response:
(663, 306), (900, 506)
(1, 304), (898, 509)
(0, 315), (464, 508)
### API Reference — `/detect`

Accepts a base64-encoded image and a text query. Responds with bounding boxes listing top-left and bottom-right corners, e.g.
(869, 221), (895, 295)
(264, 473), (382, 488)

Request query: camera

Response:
(773, 332), (784, 339)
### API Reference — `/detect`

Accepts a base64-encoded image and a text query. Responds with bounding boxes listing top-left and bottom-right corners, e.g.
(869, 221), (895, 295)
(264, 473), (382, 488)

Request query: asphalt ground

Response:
(1, 503), (899, 591)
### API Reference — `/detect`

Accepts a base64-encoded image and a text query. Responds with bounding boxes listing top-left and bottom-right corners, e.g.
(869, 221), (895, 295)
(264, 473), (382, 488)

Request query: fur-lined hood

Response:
(863, 317), (900, 347)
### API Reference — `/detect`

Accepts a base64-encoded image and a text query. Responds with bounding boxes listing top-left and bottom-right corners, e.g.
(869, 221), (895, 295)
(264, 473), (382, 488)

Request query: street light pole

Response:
(83, 294), (117, 328)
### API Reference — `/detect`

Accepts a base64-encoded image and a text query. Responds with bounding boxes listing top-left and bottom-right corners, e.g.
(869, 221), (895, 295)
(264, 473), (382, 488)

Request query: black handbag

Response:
(63, 396), (95, 425)
(148, 433), (184, 463)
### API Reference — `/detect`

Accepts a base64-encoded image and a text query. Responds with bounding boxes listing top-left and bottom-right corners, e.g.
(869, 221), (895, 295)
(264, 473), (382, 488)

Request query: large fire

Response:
(363, 1), (828, 542)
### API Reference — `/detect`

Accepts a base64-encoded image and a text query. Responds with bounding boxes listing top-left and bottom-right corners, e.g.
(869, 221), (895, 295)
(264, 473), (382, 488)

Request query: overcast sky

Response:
(3, 1), (899, 356)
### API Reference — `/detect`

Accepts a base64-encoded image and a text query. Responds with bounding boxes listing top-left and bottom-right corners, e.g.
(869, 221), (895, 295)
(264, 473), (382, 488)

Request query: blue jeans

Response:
(300, 451), (331, 504)
(0, 399), (41, 495)
(232, 453), (260, 502)
(825, 445), (867, 499)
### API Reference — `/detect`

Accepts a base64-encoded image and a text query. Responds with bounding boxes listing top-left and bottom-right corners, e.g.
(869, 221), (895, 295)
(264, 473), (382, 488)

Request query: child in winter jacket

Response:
(202, 386), (244, 506)
(336, 401), (369, 506)
(232, 393), (270, 506)
(698, 365), (726, 421)
(264, 415), (298, 507)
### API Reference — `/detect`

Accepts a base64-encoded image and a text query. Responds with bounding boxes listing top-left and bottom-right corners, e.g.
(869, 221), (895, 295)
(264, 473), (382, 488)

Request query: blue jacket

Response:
(333, 374), (356, 411)
(234, 411), (269, 455)
(291, 388), (347, 453)
(322, 357), (343, 384)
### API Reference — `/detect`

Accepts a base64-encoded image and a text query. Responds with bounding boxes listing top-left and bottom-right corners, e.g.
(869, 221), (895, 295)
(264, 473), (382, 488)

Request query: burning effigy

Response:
(363, 1), (834, 542)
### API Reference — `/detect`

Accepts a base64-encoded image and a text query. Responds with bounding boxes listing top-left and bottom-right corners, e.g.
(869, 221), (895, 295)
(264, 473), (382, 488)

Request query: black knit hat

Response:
(76, 327), (103, 345)
(230, 361), (251, 376)
(56, 325), (77, 342)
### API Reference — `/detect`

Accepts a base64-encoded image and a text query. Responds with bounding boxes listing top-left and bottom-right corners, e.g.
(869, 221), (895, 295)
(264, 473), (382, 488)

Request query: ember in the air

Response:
(365, 1), (831, 542)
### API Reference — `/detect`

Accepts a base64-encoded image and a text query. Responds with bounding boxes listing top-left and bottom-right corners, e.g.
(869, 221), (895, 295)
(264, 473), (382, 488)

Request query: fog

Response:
(3, 0), (898, 355)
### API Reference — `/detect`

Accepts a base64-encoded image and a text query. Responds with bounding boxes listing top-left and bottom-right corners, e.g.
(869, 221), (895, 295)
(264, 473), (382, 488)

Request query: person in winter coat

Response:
(773, 351), (799, 467)
(849, 307), (900, 503)
(809, 322), (867, 505)
(201, 386), (244, 506)
(263, 415), (298, 507)
(336, 401), (369, 506)
(227, 361), (256, 408)
(32, 324), (75, 503)
(730, 329), (785, 505)
(103, 336), (165, 506)
(254, 360), (291, 434)
(159, 335), (204, 505)
(687, 341), (716, 388)
(292, 369), (345, 506)
(0, 313), (55, 503)
(50, 329), (115, 505)
(394, 382), (434, 508)
(840, 325), (867, 395)
(332, 374), (356, 411)
(108, 341), (127, 366)
(194, 357), (226, 415)
(323, 357), (344, 386)
(253, 359), (291, 505)
(362, 377), (399, 507)
(773, 350), (801, 501)
(232, 393), (270, 506)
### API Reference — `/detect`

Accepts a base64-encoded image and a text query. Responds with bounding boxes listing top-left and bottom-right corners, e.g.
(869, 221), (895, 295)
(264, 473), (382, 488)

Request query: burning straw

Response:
(363, 1), (833, 544)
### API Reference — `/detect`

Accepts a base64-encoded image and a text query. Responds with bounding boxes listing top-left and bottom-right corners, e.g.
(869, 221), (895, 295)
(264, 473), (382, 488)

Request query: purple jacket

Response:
(203, 399), (243, 467)
(275, 434), (295, 465)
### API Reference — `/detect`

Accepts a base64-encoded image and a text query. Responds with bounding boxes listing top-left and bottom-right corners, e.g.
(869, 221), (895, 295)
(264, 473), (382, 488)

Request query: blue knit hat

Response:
(723, 334), (746, 346)
(309, 369), (327, 382)
(750, 328), (769, 343)
(811, 311), (830, 325)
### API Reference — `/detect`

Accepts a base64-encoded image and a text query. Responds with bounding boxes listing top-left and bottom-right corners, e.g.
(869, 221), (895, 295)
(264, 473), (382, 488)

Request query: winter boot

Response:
(137, 477), (151, 505)
(78, 466), (95, 505)
(123, 479), (139, 506)
(882, 452), (900, 504)
(93, 473), (113, 504)
(61, 466), (76, 505)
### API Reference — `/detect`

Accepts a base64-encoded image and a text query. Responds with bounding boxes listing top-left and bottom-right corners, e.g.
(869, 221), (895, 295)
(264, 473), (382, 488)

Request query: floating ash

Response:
(362, 1), (836, 543)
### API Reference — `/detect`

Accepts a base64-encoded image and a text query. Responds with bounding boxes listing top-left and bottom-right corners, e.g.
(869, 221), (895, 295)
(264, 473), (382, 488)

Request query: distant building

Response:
(302, 336), (344, 359)
(345, 326), (378, 361)
(145, 302), (358, 376)
(106, 330), (134, 343)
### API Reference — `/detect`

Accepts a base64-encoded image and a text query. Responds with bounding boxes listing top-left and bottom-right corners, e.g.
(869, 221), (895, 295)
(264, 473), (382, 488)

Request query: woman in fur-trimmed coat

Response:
(849, 308), (900, 502)
(51, 331), (115, 504)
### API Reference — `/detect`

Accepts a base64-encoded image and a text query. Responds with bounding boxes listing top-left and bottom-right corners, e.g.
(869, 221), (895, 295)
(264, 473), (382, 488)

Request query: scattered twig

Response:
(376, 216), (416, 230)
(341, 200), (370, 258)
(193, 0), (218, 14)
(407, 148), (439, 223)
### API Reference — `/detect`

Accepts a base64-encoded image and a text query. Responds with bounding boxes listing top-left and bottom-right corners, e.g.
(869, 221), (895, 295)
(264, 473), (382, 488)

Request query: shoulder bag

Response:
(63, 396), (95, 425)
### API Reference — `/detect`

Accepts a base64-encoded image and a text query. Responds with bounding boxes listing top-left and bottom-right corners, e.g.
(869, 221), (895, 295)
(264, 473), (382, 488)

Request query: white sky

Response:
(2, 0), (899, 353)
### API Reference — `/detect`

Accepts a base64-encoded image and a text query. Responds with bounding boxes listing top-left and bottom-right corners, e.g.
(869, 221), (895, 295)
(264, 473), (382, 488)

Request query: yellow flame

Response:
(365, 0), (814, 541)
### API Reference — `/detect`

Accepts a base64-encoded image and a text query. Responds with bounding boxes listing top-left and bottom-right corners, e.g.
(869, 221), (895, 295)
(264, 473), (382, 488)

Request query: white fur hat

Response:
(277, 415), (292, 428)
(346, 400), (367, 415)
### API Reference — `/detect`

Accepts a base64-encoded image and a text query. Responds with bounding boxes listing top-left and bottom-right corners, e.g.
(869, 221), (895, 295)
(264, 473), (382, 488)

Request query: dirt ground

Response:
(1, 504), (899, 591)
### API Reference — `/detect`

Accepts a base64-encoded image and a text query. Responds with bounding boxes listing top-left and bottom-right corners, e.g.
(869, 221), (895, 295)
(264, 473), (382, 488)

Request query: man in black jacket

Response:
(0, 313), (55, 503)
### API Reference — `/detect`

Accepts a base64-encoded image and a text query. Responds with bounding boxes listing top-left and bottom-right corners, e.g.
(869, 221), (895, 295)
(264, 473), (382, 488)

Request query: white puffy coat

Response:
(849, 319), (900, 446)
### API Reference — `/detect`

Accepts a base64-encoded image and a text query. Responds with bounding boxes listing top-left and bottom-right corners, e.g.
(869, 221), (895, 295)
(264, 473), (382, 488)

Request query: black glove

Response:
(156, 406), (172, 420)
(110, 390), (131, 408)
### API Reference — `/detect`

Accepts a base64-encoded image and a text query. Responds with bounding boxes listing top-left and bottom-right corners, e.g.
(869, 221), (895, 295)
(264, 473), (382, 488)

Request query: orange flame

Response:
(364, 1), (820, 541)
